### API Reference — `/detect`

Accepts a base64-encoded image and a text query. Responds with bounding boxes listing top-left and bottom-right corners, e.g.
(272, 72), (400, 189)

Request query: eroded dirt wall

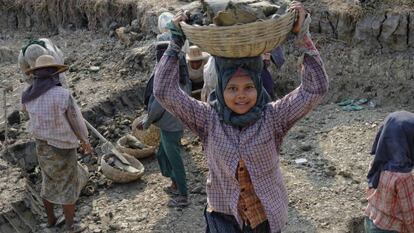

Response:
(0, 0), (165, 35)
(1, 0), (413, 106)
(2, 1), (413, 51)
(310, 8), (414, 51)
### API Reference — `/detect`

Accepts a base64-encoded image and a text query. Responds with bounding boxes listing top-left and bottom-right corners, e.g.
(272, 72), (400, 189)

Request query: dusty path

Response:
(2, 103), (413, 233)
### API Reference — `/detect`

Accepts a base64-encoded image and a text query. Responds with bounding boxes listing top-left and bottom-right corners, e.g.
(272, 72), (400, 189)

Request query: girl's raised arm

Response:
(269, 10), (329, 136)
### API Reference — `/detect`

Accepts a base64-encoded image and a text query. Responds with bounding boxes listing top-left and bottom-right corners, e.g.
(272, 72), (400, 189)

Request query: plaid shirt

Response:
(154, 36), (328, 232)
(365, 171), (414, 233)
(237, 159), (267, 228)
(23, 86), (88, 149)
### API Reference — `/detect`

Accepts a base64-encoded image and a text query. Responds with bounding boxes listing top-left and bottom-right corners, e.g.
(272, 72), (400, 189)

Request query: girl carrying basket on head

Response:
(153, 2), (329, 232)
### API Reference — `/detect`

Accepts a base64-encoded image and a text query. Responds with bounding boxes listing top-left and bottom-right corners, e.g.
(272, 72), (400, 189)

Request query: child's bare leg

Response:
(63, 204), (75, 228)
(42, 199), (56, 226)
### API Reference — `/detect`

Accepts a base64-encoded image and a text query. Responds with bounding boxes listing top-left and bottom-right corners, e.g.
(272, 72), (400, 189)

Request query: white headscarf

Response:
(18, 38), (66, 87)
(158, 12), (174, 33)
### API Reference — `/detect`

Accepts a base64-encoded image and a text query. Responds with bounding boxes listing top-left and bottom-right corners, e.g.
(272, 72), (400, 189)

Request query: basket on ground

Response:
(131, 115), (160, 147)
(116, 134), (156, 159)
(180, 11), (295, 58)
(101, 153), (145, 183)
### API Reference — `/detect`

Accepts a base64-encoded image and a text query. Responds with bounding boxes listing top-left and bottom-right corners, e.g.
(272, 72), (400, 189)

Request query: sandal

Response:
(337, 99), (353, 106)
(163, 186), (180, 196)
(167, 196), (190, 208)
(355, 98), (368, 105)
(342, 104), (364, 111)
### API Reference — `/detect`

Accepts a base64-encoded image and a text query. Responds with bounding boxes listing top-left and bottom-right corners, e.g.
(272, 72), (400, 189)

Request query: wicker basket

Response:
(180, 11), (295, 58)
(116, 134), (156, 159)
(131, 115), (160, 147)
(101, 153), (145, 183)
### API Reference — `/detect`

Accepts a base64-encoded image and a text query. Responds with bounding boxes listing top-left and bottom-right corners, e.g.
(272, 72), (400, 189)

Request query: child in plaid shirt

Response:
(153, 2), (329, 232)
(365, 111), (414, 233)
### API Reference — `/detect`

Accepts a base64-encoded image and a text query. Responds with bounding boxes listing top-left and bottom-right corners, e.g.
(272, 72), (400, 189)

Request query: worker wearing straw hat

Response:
(22, 55), (91, 233)
(186, 45), (210, 91)
(18, 38), (67, 87)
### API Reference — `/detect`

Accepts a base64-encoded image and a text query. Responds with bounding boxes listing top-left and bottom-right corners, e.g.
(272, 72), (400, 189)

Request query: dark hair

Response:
(155, 41), (169, 62)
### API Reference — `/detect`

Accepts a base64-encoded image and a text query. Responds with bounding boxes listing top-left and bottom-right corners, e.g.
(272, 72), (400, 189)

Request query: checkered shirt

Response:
(154, 35), (328, 232)
(365, 171), (414, 233)
(23, 86), (88, 149)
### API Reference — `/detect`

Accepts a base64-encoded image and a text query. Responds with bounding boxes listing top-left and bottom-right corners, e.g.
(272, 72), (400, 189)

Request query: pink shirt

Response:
(24, 86), (88, 149)
(154, 36), (328, 232)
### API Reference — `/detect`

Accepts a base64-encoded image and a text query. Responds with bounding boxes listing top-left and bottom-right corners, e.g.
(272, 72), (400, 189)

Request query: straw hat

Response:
(186, 46), (209, 61)
(25, 55), (68, 75)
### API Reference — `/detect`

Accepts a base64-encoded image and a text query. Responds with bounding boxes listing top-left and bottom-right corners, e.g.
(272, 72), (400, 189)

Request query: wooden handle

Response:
(84, 120), (131, 165)
(84, 120), (109, 143)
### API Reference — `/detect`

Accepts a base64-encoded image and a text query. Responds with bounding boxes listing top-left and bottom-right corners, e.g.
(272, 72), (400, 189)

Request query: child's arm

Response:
(269, 21), (329, 136)
(65, 96), (91, 152)
(153, 43), (211, 139)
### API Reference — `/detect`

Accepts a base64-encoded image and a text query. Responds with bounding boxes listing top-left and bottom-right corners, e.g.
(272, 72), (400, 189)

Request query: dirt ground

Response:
(1, 0), (414, 232)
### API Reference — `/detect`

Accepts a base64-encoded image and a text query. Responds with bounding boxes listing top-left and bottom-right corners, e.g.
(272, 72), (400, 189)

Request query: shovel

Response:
(84, 120), (131, 165)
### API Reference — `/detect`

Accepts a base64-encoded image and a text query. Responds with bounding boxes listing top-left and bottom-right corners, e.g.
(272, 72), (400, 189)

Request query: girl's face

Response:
(223, 74), (257, 114)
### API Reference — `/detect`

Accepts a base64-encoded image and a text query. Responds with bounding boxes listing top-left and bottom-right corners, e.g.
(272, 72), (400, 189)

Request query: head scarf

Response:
(367, 111), (414, 188)
(21, 68), (61, 104)
(158, 12), (174, 33)
(21, 39), (46, 56)
(208, 56), (270, 128)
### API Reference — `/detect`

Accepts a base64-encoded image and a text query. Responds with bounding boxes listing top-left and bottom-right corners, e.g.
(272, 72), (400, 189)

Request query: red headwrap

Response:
(232, 67), (249, 77)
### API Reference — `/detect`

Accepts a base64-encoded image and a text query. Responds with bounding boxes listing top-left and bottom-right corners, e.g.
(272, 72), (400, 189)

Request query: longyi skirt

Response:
(35, 140), (88, 205)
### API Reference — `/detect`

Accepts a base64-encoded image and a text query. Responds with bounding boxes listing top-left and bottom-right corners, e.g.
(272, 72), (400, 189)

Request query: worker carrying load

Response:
(153, 1), (328, 232)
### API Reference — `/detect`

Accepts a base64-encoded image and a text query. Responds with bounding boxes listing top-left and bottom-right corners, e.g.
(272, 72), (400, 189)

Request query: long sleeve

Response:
(269, 35), (329, 136)
(153, 44), (211, 139)
(142, 95), (165, 130)
(65, 96), (89, 143)
(396, 174), (414, 231)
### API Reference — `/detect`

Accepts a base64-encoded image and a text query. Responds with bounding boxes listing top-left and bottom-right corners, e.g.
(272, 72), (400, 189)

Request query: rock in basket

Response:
(180, 11), (295, 58)
(101, 153), (145, 183)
